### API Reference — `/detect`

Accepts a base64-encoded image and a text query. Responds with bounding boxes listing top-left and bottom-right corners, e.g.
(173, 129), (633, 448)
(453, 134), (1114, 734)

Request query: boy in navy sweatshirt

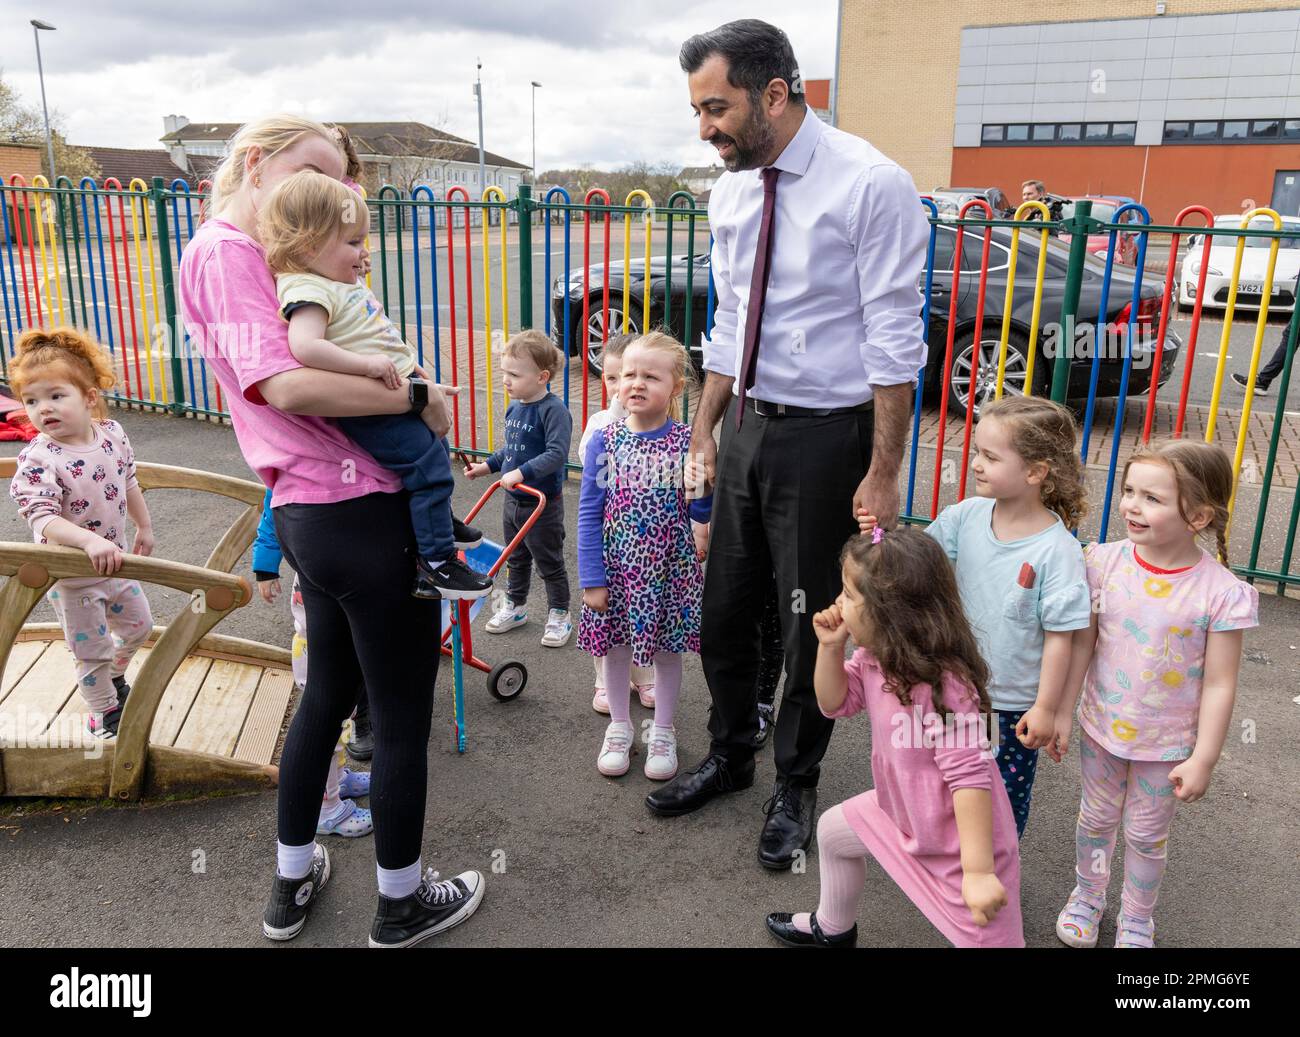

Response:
(465, 330), (575, 647)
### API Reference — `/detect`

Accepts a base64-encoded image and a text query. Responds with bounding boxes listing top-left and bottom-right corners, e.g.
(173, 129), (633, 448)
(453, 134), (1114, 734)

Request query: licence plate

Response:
(1238, 283), (1262, 294)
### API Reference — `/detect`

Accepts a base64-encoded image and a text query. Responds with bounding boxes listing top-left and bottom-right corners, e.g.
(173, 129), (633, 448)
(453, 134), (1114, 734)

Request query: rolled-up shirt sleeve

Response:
(850, 162), (929, 388)
(702, 199), (738, 380)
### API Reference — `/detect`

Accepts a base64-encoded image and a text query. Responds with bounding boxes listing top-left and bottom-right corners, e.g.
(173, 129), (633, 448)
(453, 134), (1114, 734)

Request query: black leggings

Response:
(273, 491), (440, 869)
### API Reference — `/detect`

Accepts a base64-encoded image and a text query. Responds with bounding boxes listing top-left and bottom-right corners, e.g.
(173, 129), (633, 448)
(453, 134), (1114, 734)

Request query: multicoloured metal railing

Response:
(0, 176), (1296, 591)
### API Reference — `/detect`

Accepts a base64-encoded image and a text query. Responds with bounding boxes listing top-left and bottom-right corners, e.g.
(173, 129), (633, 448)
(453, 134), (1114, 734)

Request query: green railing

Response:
(2, 176), (1297, 591)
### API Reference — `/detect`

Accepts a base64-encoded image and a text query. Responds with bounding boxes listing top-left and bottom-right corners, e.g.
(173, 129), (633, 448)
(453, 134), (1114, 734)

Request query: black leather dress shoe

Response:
(758, 781), (816, 870)
(765, 912), (857, 948)
(645, 753), (755, 817)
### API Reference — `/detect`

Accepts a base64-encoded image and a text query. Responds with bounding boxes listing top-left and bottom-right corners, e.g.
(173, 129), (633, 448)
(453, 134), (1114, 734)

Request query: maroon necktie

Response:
(736, 166), (779, 429)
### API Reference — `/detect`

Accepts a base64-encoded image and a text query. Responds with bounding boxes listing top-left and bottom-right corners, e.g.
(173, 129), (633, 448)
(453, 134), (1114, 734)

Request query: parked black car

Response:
(550, 224), (1181, 419)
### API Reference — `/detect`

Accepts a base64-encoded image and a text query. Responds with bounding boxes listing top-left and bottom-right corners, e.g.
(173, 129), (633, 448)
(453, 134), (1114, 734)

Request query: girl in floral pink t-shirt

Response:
(7, 328), (155, 740)
(1053, 440), (1258, 949)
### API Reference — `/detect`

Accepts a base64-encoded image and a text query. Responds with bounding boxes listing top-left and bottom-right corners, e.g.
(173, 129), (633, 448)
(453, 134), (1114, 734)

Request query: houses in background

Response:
(160, 116), (529, 197)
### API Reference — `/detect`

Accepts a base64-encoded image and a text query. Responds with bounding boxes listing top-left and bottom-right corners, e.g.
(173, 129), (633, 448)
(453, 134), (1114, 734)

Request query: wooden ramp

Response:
(0, 633), (294, 767)
(0, 458), (288, 801)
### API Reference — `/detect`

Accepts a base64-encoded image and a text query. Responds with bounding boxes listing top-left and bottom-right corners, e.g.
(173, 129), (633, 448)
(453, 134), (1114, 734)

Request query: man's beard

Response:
(713, 102), (778, 172)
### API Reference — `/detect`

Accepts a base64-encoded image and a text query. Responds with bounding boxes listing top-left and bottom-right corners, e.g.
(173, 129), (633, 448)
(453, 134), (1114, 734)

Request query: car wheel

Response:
(581, 295), (640, 376)
(946, 330), (1031, 421)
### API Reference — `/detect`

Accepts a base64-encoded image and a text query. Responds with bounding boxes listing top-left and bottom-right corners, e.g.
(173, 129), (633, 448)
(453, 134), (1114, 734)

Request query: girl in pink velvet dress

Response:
(766, 527), (1024, 948)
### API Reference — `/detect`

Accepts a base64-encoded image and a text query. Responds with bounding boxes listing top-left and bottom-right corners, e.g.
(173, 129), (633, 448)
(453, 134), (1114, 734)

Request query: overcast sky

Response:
(2, 0), (838, 172)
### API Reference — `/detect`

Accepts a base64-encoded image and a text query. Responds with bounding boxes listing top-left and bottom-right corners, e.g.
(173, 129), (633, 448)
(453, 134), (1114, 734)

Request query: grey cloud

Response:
(4, 0), (656, 75)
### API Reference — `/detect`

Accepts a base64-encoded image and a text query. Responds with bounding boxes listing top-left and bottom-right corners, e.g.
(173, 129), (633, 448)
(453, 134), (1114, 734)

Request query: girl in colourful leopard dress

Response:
(577, 332), (711, 782)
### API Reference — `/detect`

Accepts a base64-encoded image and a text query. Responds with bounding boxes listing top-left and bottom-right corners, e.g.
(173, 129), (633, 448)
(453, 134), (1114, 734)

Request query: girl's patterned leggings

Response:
(1074, 730), (1180, 921)
(49, 578), (153, 714)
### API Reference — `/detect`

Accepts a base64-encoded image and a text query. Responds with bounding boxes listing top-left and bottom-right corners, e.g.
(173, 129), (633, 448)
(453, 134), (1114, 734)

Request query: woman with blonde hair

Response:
(179, 114), (485, 949)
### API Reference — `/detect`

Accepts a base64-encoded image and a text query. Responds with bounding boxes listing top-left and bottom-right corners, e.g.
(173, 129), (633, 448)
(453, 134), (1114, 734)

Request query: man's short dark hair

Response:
(679, 19), (806, 107)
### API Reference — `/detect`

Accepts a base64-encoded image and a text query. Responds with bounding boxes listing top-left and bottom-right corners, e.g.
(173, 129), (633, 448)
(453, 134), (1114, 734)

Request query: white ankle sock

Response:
(377, 858), (422, 899)
(277, 840), (316, 880)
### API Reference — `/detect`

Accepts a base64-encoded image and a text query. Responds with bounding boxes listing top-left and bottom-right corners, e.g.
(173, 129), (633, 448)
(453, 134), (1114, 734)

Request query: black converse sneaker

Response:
(369, 868), (485, 948)
(413, 556), (493, 601)
(1231, 372), (1270, 396)
(262, 843), (331, 941)
(452, 517), (484, 551)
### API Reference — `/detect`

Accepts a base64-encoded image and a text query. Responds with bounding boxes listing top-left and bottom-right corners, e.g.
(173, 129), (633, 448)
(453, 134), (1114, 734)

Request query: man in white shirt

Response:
(646, 19), (930, 871)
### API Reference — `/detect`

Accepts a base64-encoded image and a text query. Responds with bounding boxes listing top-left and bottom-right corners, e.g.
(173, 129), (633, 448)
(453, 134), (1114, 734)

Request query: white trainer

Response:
(484, 600), (527, 634)
(541, 609), (573, 647)
(592, 684), (610, 714)
(597, 721), (636, 776)
(644, 725), (678, 781)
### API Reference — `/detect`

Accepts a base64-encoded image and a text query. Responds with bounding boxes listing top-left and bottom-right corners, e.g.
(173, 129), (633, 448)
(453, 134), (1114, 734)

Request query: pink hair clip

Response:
(871, 526), (884, 545)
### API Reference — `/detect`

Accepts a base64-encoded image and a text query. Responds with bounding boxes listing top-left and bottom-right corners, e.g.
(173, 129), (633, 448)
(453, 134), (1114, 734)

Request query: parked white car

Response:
(1178, 215), (1300, 314)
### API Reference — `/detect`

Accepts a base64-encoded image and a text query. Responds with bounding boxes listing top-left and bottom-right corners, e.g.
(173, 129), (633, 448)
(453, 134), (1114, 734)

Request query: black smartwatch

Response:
(407, 378), (429, 413)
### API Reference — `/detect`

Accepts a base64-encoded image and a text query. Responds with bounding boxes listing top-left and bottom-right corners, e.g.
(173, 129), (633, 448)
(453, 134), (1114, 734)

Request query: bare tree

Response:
(1, 71), (101, 183)
(536, 162), (687, 221)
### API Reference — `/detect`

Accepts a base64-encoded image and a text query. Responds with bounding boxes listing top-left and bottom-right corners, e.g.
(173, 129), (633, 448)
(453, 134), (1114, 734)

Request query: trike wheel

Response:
(488, 661), (528, 701)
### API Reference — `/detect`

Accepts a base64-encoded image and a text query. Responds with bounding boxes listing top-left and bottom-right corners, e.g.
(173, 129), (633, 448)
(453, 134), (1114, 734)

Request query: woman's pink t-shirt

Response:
(177, 218), (401, 506)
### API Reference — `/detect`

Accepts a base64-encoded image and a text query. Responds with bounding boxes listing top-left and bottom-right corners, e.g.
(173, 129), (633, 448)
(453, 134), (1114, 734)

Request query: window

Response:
(924, 227), (1012, 275)
(979, 121), (1139, 146)
(1167, 118), (1292, 143)
(927, 226), (956, 272)
(962, 235), (1011, 272)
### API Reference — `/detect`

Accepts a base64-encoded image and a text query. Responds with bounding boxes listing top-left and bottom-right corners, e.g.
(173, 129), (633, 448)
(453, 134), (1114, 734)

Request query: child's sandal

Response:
(316, 799), (374, 838)
(338, 768), (370, 799)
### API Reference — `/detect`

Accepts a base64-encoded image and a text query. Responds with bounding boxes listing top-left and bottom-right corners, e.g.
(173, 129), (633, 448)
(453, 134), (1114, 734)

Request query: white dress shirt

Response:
(705, 107), (929, 407)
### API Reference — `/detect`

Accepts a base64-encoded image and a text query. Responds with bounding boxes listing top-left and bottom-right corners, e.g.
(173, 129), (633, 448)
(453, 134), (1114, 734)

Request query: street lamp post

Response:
(473, 59), (486, 198)
(530, 81), (542, 188)
(31, 20), (57, 182)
